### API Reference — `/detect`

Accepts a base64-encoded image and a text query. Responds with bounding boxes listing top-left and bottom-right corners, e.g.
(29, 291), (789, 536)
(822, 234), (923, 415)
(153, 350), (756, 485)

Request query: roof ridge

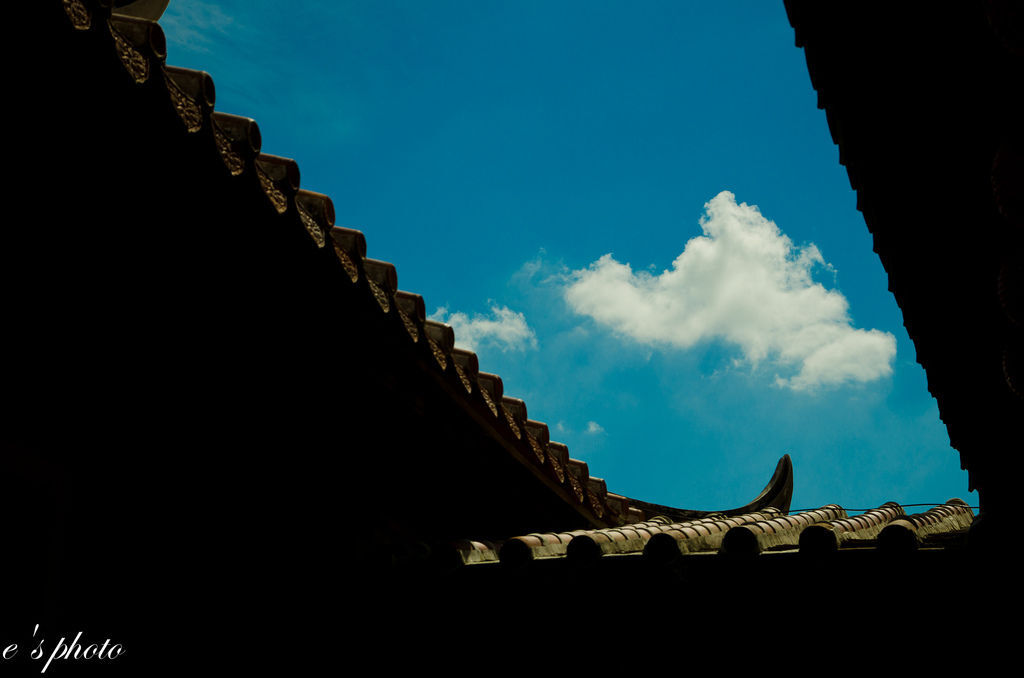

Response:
(86, 2), (653, 528)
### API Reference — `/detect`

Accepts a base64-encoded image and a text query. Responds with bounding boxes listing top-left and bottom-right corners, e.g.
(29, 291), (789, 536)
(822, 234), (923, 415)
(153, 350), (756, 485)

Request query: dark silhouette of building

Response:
(3, 0), (1017, 671)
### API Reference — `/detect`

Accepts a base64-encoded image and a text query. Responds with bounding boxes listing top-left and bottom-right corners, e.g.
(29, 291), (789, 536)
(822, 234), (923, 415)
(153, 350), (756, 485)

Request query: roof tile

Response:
(799, 501), (905, 554)
(255, 153), (299, 214)
(211, 112), (261, 176)
(362, 259), (398, 314)
(474, 372), (501, 417)
(63, 0), (92, 30)
(329, 226), (365, 284)
(720, 506), (847, 557)
(163, 66), (213, 133)
(878, 499), (975, 552)
(294, 190), (333, 249)
(108, 13), (164, 82)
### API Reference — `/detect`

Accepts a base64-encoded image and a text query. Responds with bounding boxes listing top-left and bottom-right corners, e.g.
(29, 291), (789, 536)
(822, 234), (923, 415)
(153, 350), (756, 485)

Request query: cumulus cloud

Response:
(585, 421), (605, 434)
(430, 305), (538, 353)
(563, 191), (895, 390)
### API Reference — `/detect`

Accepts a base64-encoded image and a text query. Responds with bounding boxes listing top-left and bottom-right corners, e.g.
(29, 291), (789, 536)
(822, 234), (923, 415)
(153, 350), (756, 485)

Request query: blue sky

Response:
(160, 1), (975, 514)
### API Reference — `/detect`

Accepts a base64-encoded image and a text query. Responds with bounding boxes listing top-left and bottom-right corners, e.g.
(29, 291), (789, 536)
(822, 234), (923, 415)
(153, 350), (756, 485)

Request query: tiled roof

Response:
(39, 0), (797, 538)
(446, 500), (974, 567)
(30, 0), (987, 548)
(8, 2), (1003, 660)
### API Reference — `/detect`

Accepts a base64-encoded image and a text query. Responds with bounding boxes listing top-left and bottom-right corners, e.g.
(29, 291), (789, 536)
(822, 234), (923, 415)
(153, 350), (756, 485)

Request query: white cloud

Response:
(161, 1), (237, 53)
(430, 305), (538, 353)
(563, 191), (895, 390)
(585, 421), (605, 434)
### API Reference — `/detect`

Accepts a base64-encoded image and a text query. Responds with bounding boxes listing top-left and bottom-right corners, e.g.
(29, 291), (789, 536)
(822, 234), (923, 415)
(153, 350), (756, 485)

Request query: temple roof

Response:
(18, 0), (993, 552)
(22, 0), (803, 541)
(5, 5), (1010, 666)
